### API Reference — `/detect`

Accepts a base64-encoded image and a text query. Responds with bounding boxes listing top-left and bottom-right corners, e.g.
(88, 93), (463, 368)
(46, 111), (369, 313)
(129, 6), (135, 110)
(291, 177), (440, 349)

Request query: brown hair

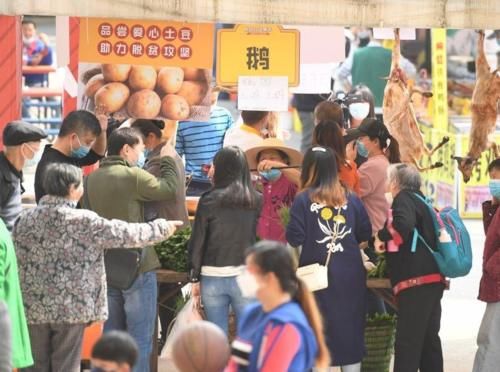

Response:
(313, 120), (348, 169)
(246, 241), (330, 369)
(385, 136), (401, 164)
(314, 101), (344, 125)
(265, 112), (279, 138)
(301, 146), (347, 207)
(241, 110), (269, 126)
(369, 134), (401, 164)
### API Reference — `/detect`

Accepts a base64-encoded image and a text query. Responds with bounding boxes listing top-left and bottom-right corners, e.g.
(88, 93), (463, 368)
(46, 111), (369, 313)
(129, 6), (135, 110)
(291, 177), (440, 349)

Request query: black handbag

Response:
(83, 176), (142, 290)
(104, 249), (141, 290)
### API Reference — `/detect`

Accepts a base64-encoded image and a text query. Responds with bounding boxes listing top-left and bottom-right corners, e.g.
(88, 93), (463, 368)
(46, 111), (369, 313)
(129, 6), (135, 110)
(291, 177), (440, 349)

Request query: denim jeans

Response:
(473, 302), (500, 372)
(200, 275), (252, 335)
(104, 271), (158, 372)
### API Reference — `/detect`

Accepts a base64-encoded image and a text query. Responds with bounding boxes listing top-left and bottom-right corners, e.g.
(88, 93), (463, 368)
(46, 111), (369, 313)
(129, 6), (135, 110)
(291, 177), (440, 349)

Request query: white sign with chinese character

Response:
(237, 76), (289, 111)
(373, 28), (416, 40)
(291, 64), (333, 94)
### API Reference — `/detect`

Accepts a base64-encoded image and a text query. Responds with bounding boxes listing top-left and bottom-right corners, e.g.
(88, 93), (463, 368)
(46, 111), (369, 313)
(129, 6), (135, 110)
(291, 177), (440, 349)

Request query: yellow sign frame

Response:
(216, 24), (300, 86)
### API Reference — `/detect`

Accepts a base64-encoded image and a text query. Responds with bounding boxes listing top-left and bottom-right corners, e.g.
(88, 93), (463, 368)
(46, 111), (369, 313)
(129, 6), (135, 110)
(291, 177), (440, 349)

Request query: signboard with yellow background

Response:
(458, 134), (500, 218)
(216, 24), (300, 86)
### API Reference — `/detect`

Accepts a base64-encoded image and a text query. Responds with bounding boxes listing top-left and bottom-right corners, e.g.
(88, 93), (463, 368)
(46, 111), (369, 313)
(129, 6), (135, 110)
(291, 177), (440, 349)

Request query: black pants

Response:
(394, 283), (444, 372)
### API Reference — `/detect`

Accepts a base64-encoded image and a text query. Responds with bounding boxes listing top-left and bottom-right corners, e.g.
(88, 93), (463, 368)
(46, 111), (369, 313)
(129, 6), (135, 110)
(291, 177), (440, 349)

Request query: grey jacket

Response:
(144, 144), (190, 229)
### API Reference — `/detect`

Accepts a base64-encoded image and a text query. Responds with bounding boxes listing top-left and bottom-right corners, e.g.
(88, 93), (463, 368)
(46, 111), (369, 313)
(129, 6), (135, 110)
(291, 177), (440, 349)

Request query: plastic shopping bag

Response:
(161, 296), (204, 361)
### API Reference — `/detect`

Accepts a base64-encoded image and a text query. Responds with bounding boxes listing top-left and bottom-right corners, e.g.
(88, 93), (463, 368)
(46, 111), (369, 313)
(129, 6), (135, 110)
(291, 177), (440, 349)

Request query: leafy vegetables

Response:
(154, 227), (191, 272)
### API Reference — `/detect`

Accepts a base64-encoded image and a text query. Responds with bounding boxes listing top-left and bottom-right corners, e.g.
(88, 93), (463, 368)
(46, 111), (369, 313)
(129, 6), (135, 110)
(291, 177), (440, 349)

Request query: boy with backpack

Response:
(472, 158), (500, 372)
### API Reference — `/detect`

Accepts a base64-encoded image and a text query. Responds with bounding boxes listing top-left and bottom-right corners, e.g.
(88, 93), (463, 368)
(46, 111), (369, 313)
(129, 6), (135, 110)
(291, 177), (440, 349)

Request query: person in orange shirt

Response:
(313, 120), (360, 194)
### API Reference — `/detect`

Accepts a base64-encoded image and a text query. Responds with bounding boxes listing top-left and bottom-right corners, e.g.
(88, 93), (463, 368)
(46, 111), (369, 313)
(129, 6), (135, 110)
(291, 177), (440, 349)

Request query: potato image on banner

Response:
(182, 67), (206, 81)
(161, 94), (190, 120)
(128, 65), (157, 91)
(127, 89), (161, 119)
(102, 64), (131, 82)
(177, 81), (208, 106)
(85, 74), (106, 98)
(156, 67), (184, 94)
(94, 82), (130, 113)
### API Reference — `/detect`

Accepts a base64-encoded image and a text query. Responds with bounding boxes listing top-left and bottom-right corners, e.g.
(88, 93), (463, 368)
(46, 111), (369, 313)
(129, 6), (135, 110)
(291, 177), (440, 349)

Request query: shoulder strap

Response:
(411, 228), (435, 254)
(412, 192), (442, 231)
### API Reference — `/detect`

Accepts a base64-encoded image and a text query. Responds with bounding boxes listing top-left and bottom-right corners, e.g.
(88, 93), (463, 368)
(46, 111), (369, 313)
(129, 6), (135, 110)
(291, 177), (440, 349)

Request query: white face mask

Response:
(22, 36), (37, 45)
(349, 102), (370, 121)
(23, 143), (43, 167)
(236, 270), (259, 298)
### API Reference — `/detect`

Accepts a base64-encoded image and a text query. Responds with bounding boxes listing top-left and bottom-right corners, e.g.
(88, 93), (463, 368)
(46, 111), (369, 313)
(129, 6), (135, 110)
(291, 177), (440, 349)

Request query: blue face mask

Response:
(357, 140), (369, 158)
(70, 135), (91, 159)
(259, 169), (282, 182)
(143, 149), (152, 159)
(136, 152), (146, 168)
(489, 180), (500, 199)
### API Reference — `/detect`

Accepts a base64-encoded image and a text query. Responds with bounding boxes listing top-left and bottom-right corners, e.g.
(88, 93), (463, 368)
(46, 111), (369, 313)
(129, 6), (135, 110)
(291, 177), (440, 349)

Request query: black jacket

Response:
(188, 188), (262, 281)
(0, 152), (23, 231)
(292, 94), (324, 112)
(378, 190), (440, 287)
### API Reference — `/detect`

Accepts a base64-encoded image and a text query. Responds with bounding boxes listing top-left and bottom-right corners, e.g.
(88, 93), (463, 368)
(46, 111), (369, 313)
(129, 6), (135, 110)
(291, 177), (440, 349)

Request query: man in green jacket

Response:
(335, 29), (416, 108)
(83, 127), (178, 372)
(0, 219), (33, 369)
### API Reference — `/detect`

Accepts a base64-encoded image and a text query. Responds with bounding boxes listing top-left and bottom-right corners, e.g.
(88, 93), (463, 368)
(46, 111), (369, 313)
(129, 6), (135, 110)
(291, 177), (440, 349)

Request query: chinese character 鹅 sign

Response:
(79, 18), (214, 68)
(217, 24), (300, 86)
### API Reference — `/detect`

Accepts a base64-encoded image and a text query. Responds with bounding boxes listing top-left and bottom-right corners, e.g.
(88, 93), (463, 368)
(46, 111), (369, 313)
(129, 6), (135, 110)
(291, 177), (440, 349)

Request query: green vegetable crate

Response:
(362, 313), (397, 372)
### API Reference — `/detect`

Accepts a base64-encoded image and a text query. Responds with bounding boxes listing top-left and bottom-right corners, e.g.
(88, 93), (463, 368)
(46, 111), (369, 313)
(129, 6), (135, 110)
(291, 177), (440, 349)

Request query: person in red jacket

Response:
(473, 158), (500, 372)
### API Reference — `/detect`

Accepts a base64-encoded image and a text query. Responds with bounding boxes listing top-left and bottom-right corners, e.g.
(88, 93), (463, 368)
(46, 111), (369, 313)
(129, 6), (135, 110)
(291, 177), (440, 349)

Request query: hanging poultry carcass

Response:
(452, 30), (499, 183)
(383, 28), (449, 171)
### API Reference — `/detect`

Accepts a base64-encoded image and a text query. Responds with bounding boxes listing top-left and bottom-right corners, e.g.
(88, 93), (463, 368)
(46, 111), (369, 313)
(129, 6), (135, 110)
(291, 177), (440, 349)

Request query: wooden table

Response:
(367, 278), (450, 311)
(151, 270), (189, 372)
(367, 278), (397, 310)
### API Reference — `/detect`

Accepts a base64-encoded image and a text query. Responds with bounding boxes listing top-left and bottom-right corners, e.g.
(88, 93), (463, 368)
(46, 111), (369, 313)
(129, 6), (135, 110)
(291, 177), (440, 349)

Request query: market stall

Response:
(1, 1), (499, 371)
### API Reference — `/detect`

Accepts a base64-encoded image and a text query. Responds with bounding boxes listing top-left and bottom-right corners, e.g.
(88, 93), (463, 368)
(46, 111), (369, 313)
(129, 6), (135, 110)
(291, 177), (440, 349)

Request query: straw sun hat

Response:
(245, 138), (303, 170)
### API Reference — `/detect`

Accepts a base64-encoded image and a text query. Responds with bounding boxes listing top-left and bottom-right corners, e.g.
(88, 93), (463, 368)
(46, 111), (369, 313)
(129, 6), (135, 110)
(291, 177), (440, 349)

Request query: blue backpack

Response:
(411, 193), (472, 278)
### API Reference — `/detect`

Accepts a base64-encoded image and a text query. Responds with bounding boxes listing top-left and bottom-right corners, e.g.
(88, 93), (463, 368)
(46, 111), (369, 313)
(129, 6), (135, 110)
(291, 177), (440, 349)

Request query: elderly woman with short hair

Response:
(12, 163), (181, 372)
(374, 164), (445, 372)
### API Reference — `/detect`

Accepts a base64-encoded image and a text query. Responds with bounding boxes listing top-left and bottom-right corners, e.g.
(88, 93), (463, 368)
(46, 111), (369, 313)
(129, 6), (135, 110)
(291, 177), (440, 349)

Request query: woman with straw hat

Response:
(246, 138), (303, 242)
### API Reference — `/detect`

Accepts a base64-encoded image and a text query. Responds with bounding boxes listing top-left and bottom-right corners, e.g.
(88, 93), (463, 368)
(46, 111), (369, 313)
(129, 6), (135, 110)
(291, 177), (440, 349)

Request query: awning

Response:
(3, 0), (499, 29)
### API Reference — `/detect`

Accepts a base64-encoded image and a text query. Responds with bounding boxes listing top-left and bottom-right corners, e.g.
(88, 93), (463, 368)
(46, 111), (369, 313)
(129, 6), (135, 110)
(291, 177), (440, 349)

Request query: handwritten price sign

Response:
(237, 76), (289, 112)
